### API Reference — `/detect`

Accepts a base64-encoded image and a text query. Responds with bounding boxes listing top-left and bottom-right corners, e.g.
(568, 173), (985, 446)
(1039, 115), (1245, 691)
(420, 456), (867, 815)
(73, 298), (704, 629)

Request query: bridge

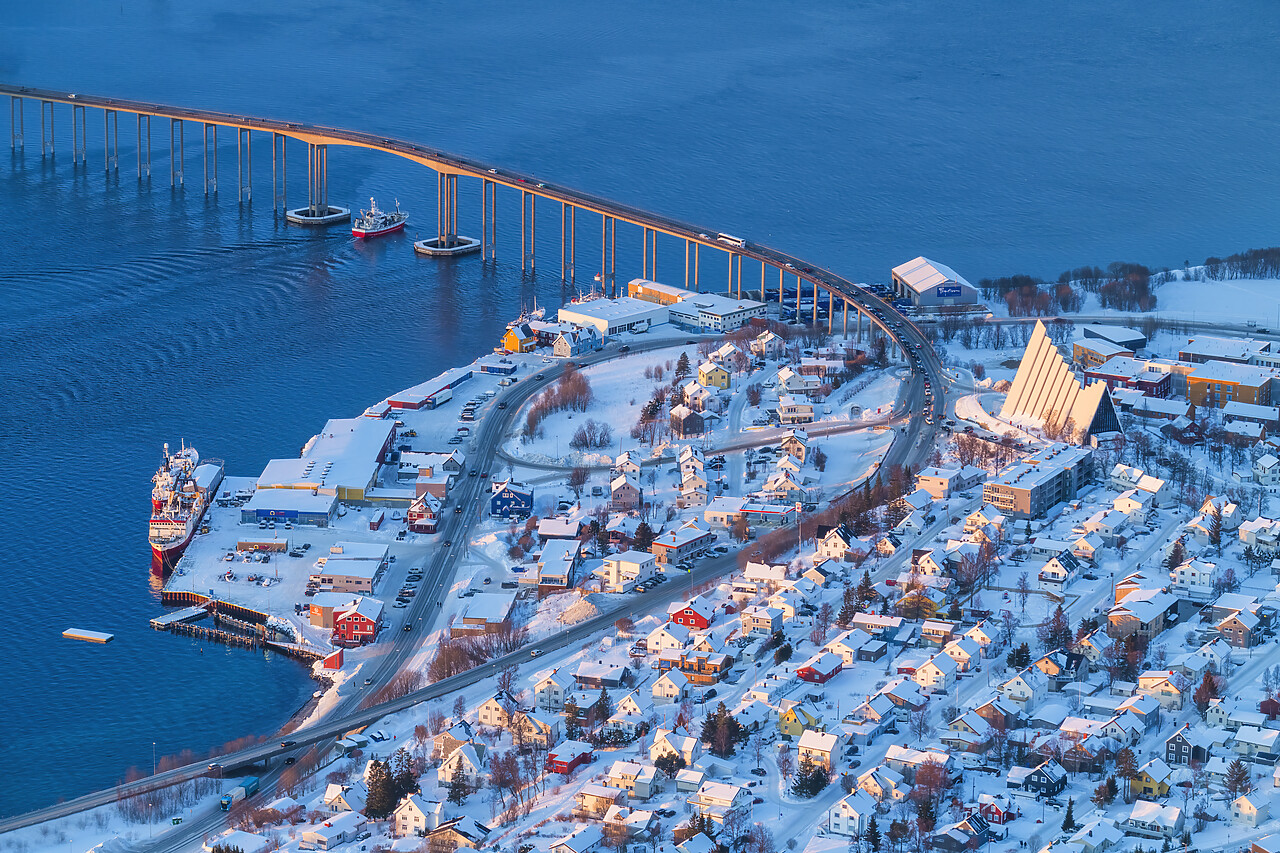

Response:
(4, 82), (928, 355)
(0, 84), (948, 842)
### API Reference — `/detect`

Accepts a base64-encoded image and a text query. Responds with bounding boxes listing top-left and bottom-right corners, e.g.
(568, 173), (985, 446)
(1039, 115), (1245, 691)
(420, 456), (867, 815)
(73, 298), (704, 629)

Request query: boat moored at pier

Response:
(149, 443), (224, 567)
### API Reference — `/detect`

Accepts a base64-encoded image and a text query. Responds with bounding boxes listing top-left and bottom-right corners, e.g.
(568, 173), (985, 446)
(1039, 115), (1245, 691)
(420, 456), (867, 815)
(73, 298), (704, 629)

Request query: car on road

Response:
(963, 426), (974, 433)
(454, 506), (464, 514)
(497, 402), (507, 409)
(535, 373), (545, 380)
(618, 345), (631, 353)
(404, 624), (413, 632)
(284, 756), (295, 765)
(468, 470), (478, 477)
(481, 471), (490, 478)
(530, 649), (542, 657)
(443, 540), (452, 547)
(363, 677), (373, 686)
(281, 740), (296, 747)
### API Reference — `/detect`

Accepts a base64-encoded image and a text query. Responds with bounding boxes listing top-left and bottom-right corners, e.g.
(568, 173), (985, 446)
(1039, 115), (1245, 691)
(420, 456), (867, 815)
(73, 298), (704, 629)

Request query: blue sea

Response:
(0, 0), (1277, 815)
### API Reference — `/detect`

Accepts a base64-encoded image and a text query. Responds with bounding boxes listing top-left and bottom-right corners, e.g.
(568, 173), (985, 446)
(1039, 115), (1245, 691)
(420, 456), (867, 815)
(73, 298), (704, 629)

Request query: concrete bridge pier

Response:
(39, 100), (53, 157)
(693, 242), (700, 292)
(71, 104), (86, 165)
(237, 128), (251, 202)
(481, 179), (496, 261)
(843, 301), (849, 336)
(520, 191), (536, 274)
(827, 291), (834, 333)
(599, 215), (616, 296)
(812, 278), (818, 326)
(169, 118), (183, 187)
(271, 133), (285, 213)
(202, 123), (217, 195)
(759, 260), (767, 302)
(103, 109), (118, 173)
(560, 202), (576, 282)
(9, 96), (23, 151)
(415, 171), (478, 256)
(137, 114), (150, 179)
(285, 143), (349, 225)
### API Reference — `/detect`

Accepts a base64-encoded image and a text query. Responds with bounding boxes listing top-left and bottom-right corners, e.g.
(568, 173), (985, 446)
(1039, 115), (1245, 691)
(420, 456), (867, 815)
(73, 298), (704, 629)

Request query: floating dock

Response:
(63, 628), (114, 644)
(149, 605), (209, 630)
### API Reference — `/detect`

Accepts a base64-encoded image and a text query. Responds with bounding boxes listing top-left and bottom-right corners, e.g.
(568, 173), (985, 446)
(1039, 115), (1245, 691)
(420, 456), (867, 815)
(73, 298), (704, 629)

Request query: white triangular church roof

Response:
(1001, 320), (1116, 438)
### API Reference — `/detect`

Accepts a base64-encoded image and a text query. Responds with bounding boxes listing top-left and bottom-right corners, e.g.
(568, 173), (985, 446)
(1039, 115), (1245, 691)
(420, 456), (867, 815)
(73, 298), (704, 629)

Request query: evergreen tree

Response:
(391, 747), (417, 800)
(1106, 775), (1118, 803)
(1164, 537), (1186, 572)
(866, 815), (882, 852)
(837, 594), (858, 630)
(791, 754), (828, 798)
(365, 759), (397, 817)
(446, 757), (470, 804)
(594, 686), (613, 720)
(1208, 505), (1223, 550)
(947, 598), (963, 622)
(857, 570), (876, 607)
(563, 699), (582, 740)
(1225, 758), (1251, 796)
(1115, 747), (1138, 801)
(1006, 642), (1031, 670)
(675, 352), (691, 381)
(633, 522), (655, 552)
(1061, 797), (1077, 832)
(915, 796), (936, 834)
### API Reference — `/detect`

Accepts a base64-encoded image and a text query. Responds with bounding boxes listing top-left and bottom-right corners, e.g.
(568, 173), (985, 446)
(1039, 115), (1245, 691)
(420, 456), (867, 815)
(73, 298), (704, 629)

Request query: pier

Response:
(149, 604), (209, 630)
(1, 83), (909, 356)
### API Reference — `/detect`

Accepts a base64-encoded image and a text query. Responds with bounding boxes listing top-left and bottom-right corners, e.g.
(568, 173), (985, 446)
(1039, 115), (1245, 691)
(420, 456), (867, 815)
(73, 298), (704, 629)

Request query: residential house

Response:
(815, 524), (855, 562)
(859, 766), (909, 803)
(477, 691), (520, 728)
(778, 394), (815, 425)
(686, 780), (751, 825)
(752, 330), (785, 359)
(1021, 760), (1068, 796)
(574, 784), (624, 817)
(697, 362), (730, 390)
(610, 473), (643, 511)
(779, 703), (824, 740)
(597, 549), (657, 592)
(535, 668), (573, 712)
(1171, 558), (1220, 602)
(797, 652), (844, 685)
(651, 728), (703, 765)
(1234, 794), (1271, 827)
(1165, 725), (1218, 766)
(1125, 801), (1183, 840)
(798, 729), (843, 771)
(606, 760), (660, 800)
(489, 480), (534, 519)
(547, 740), (596, 775)
(999, 667), (1049, 711)
(741, 605), (783, 639)
(827, 790), (879, 838)
(437, 743), (485, 788)
(1219, 608), (1260, 648)
(426, 817), (490, 851)
(667, 596), (715, 630)
(915, 653), (958, 694)
(323, 782), (368, 815)
(392, 796), (443, 838)
(551, 826), (605, 853)
(654, 670), (690, 701)
(1133, 758), (1173, 798)
(647, 623), (692, 653)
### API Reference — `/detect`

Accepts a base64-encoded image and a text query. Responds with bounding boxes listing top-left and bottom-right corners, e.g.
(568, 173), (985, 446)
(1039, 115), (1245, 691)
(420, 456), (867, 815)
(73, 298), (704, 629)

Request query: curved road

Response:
(0, 84), (947, 843)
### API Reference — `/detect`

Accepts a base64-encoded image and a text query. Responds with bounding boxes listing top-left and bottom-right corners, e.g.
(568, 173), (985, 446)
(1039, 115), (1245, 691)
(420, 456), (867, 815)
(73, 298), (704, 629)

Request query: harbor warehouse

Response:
(890, 257), (978, 309)
(255, 417), (395, 502)
(557, 298), (668, 337)
(240, 488), (338, 526)
(667, 293), (766, 333)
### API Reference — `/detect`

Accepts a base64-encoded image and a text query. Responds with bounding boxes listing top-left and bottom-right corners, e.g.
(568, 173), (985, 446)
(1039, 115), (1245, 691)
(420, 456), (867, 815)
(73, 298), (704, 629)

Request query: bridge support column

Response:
(103, 109), (118, 173)
(736, 254), (743, 300)
(843, 301), (848, 336)
(9, 96), (22, 151)
(760, 260), (766, 302)
(415, 171), (478, 256)
(520, 191), (536, 274)
(481, 178), (496, 261)
(795, 274), (801, 319)
(237, 128), (251, 203)
(778, 267), (783, 309)
(812, 279), (818, 326)
(169, 118), (183, 187)
(827, 290), (833, 333)
(599, 215), (616, 295)
(40, 100), (53, 157)
(202, 123), (217, 195)
(271, 133), (285, 213)
(726, 252), (733, 293)
(693, 242), (699, 292)
(71, 104), (86, 165)
(137, 114), (150, 179)
(560, 202), (576, 282)
(684, 240), (690, 289)
(285, 143), (348, 225)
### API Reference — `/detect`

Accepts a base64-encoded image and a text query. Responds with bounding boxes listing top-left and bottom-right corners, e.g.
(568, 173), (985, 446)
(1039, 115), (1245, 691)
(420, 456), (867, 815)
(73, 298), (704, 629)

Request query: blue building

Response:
(490, 481), (534, 519)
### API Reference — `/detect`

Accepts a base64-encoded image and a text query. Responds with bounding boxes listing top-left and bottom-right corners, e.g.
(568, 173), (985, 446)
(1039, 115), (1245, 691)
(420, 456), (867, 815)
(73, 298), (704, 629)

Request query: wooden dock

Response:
(63, 628), (114, 644)
(168, 621), (260, 649)
(150, 605), (209, 630)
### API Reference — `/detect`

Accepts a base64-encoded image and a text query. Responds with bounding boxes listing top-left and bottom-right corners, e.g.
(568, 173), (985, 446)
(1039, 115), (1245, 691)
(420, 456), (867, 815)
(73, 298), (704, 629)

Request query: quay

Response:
(62, 628), (114, 644)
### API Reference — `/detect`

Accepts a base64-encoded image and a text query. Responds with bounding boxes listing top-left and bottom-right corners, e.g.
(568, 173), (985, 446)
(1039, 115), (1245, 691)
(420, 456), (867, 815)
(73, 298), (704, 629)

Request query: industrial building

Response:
(557, 297), (668, 337)
(255, 417), (396, 503)
(667, 293), (766, 332)
(982, 444), (1095, 520)
(628, 278), (689, 306)
(1081, 324), (1147, 351)
(890, 257), (979, 309)
(239, 487), (338, 527)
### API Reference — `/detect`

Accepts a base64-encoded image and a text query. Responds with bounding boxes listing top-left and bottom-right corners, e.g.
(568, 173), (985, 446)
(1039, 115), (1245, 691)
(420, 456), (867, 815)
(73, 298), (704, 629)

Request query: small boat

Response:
(352, 197), (408, 238)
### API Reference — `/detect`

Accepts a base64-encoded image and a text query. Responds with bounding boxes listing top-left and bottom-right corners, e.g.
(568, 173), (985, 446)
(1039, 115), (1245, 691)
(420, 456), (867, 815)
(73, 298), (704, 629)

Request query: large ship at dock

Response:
(351, 197), (407, 238)
(149, 443), (224, 568)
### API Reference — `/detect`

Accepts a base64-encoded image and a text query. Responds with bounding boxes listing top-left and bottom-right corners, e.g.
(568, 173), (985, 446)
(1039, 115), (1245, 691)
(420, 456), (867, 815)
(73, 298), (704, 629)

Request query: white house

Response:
(654, 670), (690, 702)
(827, 790), (879, 838)
(915, 653), (958, 694)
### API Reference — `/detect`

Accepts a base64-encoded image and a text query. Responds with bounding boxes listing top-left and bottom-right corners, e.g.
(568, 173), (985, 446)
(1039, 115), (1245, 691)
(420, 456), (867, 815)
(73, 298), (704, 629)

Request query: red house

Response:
(546, 739), (595, 774)
(332, 597), (384, 646)
(1261, 697), (1280, 720)
(407, 493), (440, 534)
(966, 793), (1018, 825)
(797, 652), (843, 684)
(666, 596), (714, 631)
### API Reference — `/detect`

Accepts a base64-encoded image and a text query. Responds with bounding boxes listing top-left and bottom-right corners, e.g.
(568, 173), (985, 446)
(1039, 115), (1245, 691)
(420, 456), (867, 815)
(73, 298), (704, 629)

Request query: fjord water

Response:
(1, 0), (1278, 814)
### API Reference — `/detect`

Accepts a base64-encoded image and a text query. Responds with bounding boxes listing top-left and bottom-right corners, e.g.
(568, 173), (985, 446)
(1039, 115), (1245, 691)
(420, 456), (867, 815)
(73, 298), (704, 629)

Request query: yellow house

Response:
(502, 323), (536, 353)
(778, 703), (824, 740)
(1133, 757), (1172, 798)
(698, 362), (730, 390)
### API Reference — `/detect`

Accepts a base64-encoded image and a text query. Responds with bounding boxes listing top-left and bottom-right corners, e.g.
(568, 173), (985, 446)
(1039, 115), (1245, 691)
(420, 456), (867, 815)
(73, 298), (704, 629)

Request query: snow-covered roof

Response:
(891, 256), (973, 294)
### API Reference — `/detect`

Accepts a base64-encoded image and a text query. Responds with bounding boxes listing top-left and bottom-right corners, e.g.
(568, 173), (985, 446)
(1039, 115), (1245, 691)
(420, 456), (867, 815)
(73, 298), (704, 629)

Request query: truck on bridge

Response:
(220, 776), (260, 810)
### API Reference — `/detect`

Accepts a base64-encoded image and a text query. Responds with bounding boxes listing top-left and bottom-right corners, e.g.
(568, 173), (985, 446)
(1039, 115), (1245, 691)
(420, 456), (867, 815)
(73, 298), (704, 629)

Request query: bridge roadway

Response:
(0, 83), (945, 843)
(6, 82), (916, 346)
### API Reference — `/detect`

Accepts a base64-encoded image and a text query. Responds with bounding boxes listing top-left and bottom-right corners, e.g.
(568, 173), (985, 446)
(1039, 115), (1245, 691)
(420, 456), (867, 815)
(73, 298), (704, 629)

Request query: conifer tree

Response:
(1061, 797), (1077, 831)
(866, 815), (882, 852)
(365, 759), (397, 817)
